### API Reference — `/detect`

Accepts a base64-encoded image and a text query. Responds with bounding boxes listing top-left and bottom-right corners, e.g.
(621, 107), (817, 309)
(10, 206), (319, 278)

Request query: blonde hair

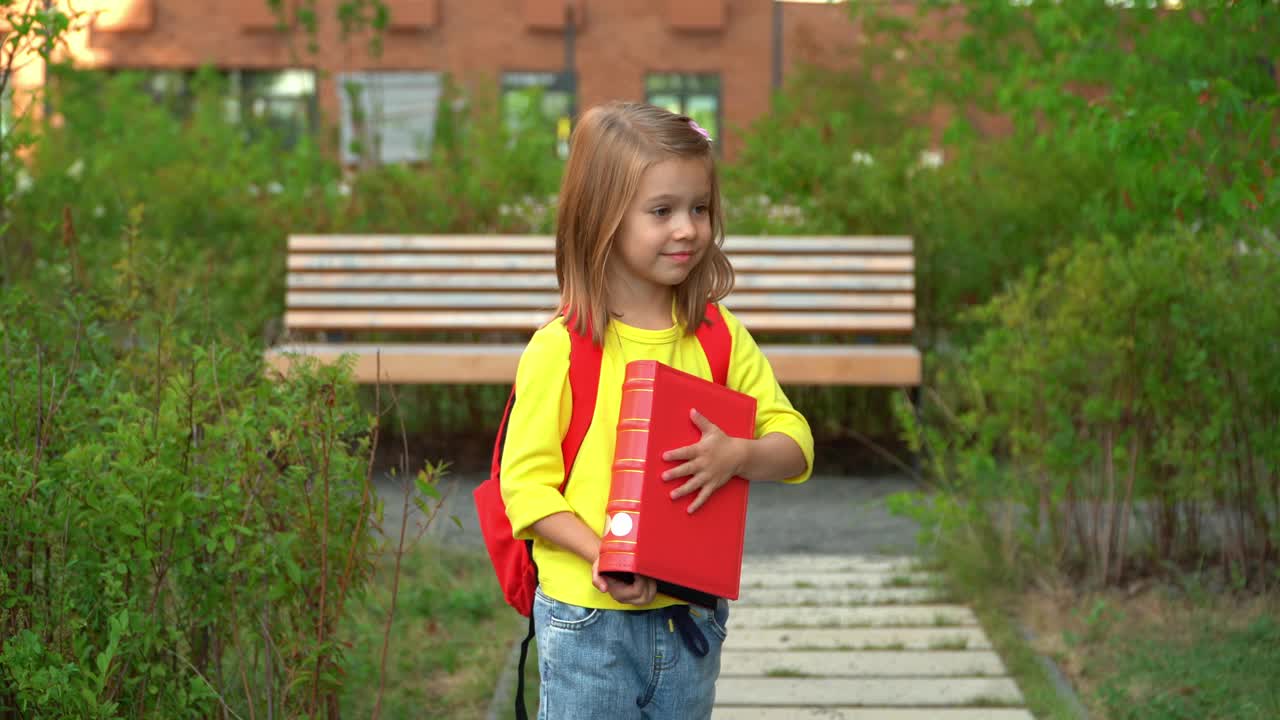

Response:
(555, 101), (735, 345)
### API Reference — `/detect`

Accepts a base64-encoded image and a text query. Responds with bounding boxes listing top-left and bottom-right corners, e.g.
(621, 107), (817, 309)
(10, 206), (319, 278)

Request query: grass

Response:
(496, 637), (542, 719)
(961, 591), (1093, 720)
(793, 643), (908, 650)
(1098, 612), (1280, 719)
(916, 508), (1280, 720)
(1022, 583), (1280, 720)
(913, 532), (1102, 720)
(928, 636), (971, 650)
(337, 540), (523, 719)
(764, 667), (811, 678)
(964, 694), (1025, 708)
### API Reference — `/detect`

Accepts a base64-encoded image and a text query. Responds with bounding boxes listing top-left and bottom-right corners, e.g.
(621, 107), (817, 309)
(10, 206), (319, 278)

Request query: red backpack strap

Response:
(562, 321), (602, 486)
(695, 302), (732, 386)
(490, 317), (600, 495)
(489, 389), (517, 480)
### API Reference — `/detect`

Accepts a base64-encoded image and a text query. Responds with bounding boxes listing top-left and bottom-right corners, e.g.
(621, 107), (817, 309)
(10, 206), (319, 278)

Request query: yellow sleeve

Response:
(720, 304), (815, 484)
(500, 322), (575, 539)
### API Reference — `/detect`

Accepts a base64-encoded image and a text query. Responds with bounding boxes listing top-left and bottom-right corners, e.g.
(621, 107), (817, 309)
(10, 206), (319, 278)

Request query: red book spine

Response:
(597, 362), (658, 575)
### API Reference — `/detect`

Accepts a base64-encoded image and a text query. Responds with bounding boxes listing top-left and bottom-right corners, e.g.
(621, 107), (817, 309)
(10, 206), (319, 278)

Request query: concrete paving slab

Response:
(714, 677), (1024, 706)
(713, 708), (1036, 720)
(729, 605), (977, 628)
(724, 627), (992, 651)
(740, 571), (937, 589)
(735, 587), (943, 606)
(719, 650), (1011, 677)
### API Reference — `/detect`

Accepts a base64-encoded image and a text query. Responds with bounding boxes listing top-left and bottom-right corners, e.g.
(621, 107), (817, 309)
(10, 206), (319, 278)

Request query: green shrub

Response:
(896, 228), (1280, 588)
(0, 233), (384, 717)
(2, 66), (568, 442)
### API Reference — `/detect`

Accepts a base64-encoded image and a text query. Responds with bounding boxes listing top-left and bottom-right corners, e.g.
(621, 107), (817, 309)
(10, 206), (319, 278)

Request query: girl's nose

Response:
(672, 212), (696, 240)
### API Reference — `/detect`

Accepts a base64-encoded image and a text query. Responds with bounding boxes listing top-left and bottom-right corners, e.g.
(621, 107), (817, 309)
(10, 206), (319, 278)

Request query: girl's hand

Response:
(592, 556), (657, 605)
(661, 408), (749, 514)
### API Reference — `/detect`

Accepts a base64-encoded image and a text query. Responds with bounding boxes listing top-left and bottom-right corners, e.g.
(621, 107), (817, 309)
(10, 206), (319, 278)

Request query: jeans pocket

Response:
(536, 588), (602, 632)
(698, 598), (730, 641)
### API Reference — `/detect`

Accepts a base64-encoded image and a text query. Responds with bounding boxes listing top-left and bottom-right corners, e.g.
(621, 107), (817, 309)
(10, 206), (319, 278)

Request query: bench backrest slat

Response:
(283, 234), (916, 336)
(289, 234), (913, 254)
(287, 272), (914, 292)
(288, 254), (913, 274)
(284, 310), (915, 334)
(285, 291), (915, 311)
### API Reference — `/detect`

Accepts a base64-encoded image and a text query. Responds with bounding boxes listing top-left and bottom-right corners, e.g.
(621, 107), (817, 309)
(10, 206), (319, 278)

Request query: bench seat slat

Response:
(285, 291), (916, 312)
(265, 343), (921, 386)
(288, 235), (913, 255)
(287, 272), (914, 292)
(288, 254), (914, 274)
(283, 310), (914, 333)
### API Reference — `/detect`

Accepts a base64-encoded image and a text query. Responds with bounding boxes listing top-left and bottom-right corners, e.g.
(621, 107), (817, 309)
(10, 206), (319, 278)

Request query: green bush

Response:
(0, 233), (384, 716)
(896, 228), (1280, 588)
(2, 66), (568, 443)
(731, 1), (1278, 347)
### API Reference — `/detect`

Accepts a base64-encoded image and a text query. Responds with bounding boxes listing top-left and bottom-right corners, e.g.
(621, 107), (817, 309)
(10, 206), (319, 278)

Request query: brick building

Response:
(9, 0), (905, 160)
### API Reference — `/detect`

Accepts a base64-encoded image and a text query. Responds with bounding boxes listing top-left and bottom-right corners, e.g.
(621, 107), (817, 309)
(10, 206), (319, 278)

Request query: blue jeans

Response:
(532, 586), (730, 719)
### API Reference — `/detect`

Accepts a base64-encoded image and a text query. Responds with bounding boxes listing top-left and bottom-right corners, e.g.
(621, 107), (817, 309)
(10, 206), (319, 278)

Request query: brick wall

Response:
(43, 0), (776, 157)
(14, 1), (1000, 157)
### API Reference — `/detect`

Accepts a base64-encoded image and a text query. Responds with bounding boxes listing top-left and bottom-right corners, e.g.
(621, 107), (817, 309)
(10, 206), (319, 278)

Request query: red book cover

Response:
(597, 360), (757, 605)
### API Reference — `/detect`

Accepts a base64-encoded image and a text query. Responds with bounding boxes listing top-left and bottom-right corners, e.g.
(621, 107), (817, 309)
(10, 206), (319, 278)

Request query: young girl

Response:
(500, 101), (814, 719)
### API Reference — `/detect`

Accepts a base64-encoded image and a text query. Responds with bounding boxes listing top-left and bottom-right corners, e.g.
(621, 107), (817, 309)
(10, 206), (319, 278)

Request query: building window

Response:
(645, 73), (721, 144)
(338, 71), (443, 166)
(122, 68), (316, 148)
(237, 70), (317, 148)
(137, 69), (192, 116)
(501, 71), (575, 157)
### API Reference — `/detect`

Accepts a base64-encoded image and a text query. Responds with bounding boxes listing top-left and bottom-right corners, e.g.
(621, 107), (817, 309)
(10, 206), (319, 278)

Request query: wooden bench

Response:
(264, 235), (921, 387)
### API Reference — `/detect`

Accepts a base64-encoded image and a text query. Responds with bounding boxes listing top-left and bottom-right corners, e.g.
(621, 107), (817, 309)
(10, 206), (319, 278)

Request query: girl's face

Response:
(608, 156), (713, 303)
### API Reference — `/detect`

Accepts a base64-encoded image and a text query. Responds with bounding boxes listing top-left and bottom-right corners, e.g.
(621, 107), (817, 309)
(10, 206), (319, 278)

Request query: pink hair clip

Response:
(689, 119), (713, 144)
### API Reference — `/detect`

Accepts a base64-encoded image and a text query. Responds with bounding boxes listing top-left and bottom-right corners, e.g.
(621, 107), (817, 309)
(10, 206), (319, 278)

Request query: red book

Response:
(597, 360), (758, 606)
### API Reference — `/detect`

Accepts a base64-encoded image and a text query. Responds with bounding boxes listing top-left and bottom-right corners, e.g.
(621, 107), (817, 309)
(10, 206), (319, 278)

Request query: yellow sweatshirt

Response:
(499, 303), (814, 611)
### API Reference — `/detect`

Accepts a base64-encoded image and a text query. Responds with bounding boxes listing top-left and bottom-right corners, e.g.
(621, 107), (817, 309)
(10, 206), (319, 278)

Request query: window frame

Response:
(500, 70), (576, 157)
(644, 72), (723, 149)
(110, 68), (318, 148)
(337, 70), (445, 166)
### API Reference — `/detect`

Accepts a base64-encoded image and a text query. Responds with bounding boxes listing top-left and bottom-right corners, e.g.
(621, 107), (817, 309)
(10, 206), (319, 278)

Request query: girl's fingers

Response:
(662, 461), (697, 482)
(617, 576), (656, 605)
(669, 476), (702, 500)
(662, 443), (698, 463)
(687, 484), (716, 514)
(690, 408), (719, 434)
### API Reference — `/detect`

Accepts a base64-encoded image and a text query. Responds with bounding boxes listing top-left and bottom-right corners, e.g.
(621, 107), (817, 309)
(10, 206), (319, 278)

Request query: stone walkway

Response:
(393, 474), (1044, 718)
(713, 554), (1035, 719)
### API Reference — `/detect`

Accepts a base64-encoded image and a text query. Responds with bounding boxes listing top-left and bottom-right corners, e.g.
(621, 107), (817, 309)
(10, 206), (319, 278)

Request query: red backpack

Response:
(472, 303), (732, 718)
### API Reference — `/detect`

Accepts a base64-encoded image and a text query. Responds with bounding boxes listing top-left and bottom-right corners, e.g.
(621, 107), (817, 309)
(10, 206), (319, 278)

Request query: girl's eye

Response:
(652, 207), (671, 218)
(693, 205), (709, 216)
